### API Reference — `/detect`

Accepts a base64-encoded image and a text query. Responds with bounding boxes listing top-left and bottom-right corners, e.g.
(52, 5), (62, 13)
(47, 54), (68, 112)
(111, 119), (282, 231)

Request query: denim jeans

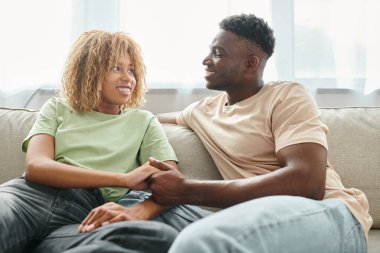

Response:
(0, 178), (211, 253)
(35, 190), (212, 253)
(169, 195), (367, 253)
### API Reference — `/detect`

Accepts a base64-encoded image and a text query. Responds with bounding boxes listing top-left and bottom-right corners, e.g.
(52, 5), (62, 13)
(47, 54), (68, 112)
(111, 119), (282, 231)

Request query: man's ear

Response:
(246, 54), (260, 73)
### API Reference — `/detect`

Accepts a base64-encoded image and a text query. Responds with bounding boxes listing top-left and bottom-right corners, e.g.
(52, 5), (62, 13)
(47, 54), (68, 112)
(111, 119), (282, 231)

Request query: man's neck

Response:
(226, 81), (264, 106)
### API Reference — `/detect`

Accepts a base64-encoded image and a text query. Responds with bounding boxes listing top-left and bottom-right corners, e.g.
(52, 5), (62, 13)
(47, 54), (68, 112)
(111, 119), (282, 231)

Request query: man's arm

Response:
(149, 142), (327, 208)
(156, 111), (181, 124)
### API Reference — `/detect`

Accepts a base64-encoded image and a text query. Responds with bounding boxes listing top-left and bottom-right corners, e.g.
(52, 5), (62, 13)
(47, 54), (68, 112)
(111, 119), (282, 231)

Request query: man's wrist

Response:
(183, 179), (204, 205)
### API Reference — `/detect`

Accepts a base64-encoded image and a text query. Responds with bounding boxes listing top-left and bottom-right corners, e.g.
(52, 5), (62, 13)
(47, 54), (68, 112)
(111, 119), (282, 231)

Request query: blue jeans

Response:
(0, 178), (211, 253)
(169, 195), (367, 253)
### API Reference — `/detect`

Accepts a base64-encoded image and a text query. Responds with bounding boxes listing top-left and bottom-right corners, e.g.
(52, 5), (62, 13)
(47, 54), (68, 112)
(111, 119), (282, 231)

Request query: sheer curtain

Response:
(293, 0), (380, 94)
(118, 0), (273, 89)
(119, 0), (380, 93)
(1, 0), (379, 107)
(0, 0), (72, 94)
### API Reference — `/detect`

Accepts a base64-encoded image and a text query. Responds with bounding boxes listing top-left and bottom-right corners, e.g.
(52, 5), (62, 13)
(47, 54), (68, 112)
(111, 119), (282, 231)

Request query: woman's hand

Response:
(123, 162), (160, 190)
(78, 201), (151, 233)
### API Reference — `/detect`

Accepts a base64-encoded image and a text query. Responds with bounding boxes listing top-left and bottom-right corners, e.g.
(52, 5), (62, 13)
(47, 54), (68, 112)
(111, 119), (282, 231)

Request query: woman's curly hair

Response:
(220, 13), (275, 57)
(61, 30), (146, 112)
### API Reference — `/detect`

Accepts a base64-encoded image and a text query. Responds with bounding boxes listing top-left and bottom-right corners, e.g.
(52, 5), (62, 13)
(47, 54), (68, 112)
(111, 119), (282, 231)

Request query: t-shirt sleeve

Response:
(138, 116), (178, 163)
(176, 101), (199, 128)
(272, 83), (328, 153)
(22, 97), (58, 152)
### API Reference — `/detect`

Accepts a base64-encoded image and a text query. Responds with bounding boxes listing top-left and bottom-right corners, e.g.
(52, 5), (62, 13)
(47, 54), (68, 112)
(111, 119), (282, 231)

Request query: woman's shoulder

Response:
(122, 108), (155, 119)
(39, 96), (61, 111)
(42, 96), (68, 108)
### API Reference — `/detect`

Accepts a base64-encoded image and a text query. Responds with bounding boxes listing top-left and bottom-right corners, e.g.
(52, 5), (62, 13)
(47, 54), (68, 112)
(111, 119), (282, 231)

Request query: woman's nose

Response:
(121, 71), (132, 81)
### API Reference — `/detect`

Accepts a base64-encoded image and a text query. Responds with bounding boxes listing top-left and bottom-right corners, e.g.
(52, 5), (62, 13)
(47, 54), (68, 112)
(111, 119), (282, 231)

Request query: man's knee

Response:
(168, 221), (218, 253)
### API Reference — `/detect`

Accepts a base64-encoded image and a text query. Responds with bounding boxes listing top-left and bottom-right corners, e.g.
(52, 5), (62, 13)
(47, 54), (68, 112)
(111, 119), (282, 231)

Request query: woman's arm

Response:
(78, 160), (179, 233)
(25, 134), (158, 189)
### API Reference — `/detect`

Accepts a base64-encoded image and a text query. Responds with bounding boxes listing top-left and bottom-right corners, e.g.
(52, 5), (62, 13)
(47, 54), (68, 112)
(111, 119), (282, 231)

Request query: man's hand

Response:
(78, 202), (152, 233)
(148, 158), (188, 205)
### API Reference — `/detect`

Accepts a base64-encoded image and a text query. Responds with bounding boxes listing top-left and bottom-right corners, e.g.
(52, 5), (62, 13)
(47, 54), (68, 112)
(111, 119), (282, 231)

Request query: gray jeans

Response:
(0, 178), (211, 253)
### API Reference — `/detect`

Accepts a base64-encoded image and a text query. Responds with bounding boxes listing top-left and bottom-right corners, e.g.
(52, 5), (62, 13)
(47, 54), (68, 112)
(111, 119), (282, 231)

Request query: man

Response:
(149, 13), (372, 253)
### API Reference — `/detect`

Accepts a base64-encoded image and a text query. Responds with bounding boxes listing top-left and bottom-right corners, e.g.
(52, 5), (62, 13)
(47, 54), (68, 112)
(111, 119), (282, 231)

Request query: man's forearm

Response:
(156, 112), (180, 124)
(180, 179), (245, 208)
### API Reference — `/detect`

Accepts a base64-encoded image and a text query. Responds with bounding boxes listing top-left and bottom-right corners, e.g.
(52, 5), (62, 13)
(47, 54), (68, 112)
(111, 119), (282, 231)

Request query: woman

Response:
(0, 31), (206, 253)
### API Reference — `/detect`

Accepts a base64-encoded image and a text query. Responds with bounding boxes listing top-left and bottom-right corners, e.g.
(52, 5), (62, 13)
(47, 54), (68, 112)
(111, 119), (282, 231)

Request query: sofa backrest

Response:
(319, 107), (380, 228)
(0, 108), (38, 182)
(0, 107), (379, 228)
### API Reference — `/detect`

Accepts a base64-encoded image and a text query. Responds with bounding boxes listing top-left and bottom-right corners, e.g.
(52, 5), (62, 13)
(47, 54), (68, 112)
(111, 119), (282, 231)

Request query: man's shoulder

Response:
(194, 92), (226, 107)
(264, 81), (309, 98)
(266, 81), (305, 91)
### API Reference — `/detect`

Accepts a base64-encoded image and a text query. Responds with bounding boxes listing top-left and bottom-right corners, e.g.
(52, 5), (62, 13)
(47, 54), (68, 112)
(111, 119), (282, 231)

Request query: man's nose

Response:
(202, 55), (211, 66)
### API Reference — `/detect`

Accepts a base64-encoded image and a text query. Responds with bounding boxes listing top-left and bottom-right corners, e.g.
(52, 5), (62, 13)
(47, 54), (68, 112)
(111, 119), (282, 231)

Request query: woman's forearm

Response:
(24, 157), (129, 188)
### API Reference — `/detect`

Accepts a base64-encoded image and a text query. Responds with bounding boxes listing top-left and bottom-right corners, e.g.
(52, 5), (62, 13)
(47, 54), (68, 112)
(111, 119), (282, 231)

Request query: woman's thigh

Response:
(0, 178), (103, 253)
(118, 190), (213, 231)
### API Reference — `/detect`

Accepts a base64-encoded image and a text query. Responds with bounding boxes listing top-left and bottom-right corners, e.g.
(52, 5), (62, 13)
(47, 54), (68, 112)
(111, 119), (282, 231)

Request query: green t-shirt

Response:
(22, 97), (177, 202)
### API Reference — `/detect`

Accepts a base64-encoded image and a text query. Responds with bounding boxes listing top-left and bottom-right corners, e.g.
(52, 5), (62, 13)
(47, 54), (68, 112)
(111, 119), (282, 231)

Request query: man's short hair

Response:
(219, 13), (275, 57)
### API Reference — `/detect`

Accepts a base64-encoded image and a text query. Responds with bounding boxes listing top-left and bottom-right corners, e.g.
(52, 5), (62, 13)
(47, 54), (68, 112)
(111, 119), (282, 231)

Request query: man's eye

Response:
(213, 51), (223, 58)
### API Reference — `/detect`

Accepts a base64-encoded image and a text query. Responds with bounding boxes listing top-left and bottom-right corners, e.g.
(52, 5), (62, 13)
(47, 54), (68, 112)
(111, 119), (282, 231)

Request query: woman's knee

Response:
(100, 221), (178, 251)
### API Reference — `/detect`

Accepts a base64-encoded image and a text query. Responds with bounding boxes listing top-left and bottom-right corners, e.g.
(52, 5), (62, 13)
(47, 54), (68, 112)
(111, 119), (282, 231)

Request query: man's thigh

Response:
(169, 196), (367, 253)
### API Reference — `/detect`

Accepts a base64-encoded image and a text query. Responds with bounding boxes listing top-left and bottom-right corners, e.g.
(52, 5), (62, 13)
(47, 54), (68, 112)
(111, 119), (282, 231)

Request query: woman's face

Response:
(96, 53), (136, 114)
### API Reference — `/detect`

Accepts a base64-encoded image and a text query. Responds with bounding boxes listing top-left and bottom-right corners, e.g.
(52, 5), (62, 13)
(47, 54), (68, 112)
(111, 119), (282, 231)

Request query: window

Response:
(119, 0), (380, 93)
(1, 0), (379, 101)
(0, 0), (72, 94)
(119, 0), (273, 89)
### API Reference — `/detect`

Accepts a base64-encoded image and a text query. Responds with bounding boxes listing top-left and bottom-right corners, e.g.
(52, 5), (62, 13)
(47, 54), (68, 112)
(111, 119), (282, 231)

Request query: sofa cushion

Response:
(0, 108), (38, 182)
(163, 124), (222, 181)
(320, 108), (380, 228)
(0, 107), (379, 229)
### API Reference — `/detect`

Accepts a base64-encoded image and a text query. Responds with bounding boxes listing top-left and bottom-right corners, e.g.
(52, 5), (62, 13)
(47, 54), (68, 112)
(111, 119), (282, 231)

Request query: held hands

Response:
(148, 157), (188, 205)
(123, 162), (160, 190)
(78, 159), (186, 233)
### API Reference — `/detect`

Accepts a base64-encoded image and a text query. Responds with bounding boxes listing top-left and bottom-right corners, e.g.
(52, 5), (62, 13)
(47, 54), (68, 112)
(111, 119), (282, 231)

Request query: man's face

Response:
(202, 30), (249, 91)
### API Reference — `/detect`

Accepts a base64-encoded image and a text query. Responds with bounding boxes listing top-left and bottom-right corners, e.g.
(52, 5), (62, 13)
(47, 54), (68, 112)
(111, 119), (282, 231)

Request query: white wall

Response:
(141, 89), (380, 113)
(2, 87), (379, 113)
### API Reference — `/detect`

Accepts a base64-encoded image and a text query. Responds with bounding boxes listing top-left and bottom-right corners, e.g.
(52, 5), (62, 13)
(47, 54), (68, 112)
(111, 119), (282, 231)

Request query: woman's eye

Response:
(111, 66), (120, 72)
(128, 69), (135, 75)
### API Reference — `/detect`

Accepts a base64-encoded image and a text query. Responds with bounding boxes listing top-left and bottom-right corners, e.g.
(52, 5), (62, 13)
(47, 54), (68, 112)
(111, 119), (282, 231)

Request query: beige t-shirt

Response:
(177, 81), (372, 239)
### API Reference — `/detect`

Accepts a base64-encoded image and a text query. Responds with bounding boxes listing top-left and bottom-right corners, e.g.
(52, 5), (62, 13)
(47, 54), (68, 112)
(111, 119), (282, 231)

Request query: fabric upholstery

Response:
(320, 108), (380, 228)
(0, 106), (379, 251)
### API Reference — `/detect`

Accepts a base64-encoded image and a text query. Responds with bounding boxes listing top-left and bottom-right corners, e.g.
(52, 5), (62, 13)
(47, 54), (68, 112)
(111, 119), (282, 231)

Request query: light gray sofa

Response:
(0, 106), (379, 252)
